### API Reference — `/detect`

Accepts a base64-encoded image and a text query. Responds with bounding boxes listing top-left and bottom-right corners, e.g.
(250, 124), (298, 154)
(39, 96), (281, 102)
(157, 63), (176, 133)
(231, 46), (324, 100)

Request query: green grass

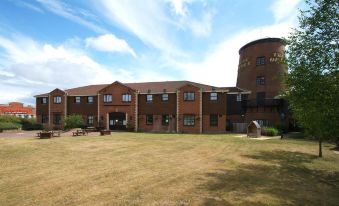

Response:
(0, 133), (338, 205)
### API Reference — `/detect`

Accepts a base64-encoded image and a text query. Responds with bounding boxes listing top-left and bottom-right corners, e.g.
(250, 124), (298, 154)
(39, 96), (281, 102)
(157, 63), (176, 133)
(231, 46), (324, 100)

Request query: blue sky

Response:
(0, 0), (304, 105)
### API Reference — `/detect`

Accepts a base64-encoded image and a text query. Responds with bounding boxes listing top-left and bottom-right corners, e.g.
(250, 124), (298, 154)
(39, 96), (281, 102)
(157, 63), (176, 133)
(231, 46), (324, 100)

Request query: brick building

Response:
(0, 102), (36, 118)
(35, 37), (290, 133)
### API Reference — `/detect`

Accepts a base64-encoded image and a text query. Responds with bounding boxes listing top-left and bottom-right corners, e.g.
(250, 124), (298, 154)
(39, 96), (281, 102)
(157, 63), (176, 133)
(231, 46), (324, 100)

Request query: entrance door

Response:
(109, 112), (126, 130)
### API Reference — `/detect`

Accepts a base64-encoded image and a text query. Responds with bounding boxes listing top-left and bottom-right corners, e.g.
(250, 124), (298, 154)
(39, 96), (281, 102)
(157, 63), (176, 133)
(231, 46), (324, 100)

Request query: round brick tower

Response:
(235, 38), (289, 128)
(236, 38), (287, 100)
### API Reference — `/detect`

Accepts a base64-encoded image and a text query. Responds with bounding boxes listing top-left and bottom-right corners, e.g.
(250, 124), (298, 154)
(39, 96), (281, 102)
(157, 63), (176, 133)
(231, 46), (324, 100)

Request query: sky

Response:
(0, 0), (305, 105)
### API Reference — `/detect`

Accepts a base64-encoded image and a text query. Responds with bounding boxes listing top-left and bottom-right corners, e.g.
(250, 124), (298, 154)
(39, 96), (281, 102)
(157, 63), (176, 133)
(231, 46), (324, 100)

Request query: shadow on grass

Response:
(201, 150), (339, 206)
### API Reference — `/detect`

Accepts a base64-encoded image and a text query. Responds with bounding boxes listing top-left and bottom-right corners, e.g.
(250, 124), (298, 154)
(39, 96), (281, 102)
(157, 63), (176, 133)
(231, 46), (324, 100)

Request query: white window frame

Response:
(146, 94), (153, 102)
(210, 92), (218, 101)
(104, 94), (112, 103)
(162, 93), (169, 101)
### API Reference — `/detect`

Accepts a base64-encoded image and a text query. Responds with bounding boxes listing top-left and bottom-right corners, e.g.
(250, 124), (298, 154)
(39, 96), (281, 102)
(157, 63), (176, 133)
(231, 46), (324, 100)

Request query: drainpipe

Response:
(135, 91), (138, 132)
(176, 90), (180, 133)
(48, 94), (51, 127)
(97, 93), (100, 127)
(200, 88), (203, 134)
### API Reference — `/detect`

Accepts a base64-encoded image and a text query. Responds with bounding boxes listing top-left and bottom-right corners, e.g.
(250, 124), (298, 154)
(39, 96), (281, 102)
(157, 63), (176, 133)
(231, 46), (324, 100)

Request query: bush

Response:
(20, 118), (43, 130)
(0, 115), (21, 124)
(0, 122), (21, 130)
(262, 127), (279, 136)
(64, 115), (85, 130)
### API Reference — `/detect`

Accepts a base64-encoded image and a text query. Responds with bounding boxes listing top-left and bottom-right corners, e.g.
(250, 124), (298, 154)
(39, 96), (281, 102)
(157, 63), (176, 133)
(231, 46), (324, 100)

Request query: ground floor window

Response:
(53, 113), (61, 125)
(210, 114), (218, 126)
(41, 114), (48, 124)
(146, 115), (153, 125)
(183, 115), (195, 126)
(162, 115), (169, 125)
(87, 115), (94, 125)
(256, 119), (269, 127)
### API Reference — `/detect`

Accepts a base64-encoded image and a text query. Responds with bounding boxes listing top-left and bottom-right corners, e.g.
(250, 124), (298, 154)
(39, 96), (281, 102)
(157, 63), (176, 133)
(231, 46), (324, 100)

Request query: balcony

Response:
(242, 98), (282, 108)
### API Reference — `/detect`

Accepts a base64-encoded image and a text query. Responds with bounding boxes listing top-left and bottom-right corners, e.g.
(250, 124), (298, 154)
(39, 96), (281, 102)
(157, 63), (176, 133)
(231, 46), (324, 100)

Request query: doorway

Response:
(109, 112), (126, 130)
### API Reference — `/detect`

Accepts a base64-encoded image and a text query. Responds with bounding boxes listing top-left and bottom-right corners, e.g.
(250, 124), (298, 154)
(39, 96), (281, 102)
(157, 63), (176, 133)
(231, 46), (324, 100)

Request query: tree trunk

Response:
(318, 137), (322, 158)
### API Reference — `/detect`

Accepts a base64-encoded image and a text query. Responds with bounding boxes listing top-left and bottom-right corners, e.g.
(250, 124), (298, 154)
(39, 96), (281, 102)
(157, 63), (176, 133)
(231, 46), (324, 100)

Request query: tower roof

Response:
(239, 37), (284, 54)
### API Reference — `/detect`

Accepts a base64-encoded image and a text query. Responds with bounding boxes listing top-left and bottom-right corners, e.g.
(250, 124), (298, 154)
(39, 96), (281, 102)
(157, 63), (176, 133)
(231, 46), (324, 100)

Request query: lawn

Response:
(0, 133), (338, 206)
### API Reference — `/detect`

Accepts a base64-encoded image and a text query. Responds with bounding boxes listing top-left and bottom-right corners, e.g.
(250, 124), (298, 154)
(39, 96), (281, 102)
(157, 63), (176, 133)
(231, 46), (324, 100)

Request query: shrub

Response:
(262, 127), (279, 136)
(0, 115), (21, 124)
(20, 118), (43, 130)
(64, 115), (85, 130)
(0, 122), (21, 130)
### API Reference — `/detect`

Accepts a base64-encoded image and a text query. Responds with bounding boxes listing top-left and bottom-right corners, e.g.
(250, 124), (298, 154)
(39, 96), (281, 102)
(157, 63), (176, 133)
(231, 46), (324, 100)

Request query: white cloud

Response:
(85, 34), (137, 58)
(186, 9), (215, 37)
(36, 0), (107, 33)
(166, 0), (193, 16)
(270, 0), (301, 22)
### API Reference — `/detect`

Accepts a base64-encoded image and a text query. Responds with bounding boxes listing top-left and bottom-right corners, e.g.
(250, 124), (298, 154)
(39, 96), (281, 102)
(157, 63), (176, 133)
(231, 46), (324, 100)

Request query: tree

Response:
(64, 115), (85, 130)
(285, 0), (339, 157)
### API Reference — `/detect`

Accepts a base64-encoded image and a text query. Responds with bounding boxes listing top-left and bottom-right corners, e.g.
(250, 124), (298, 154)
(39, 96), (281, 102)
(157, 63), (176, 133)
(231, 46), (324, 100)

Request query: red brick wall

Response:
(138, 114), (176, 132)
(67, 96), (98, 126)
(98, 82), (136, 130)
(178, 85), (201, 133)
(202, 114), (226, 133)
(36, 97), (49, 125)
(49, 89), (66, 128)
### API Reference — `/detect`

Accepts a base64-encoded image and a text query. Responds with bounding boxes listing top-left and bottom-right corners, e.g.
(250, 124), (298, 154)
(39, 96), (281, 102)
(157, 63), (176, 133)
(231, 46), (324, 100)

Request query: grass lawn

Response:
(0, 133), (338, 206)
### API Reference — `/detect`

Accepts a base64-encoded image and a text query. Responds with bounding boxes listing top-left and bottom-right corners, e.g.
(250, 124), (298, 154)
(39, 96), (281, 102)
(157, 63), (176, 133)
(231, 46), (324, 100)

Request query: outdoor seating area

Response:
(100, 130), (111, 136)
(72, 129), (88, 136)
(36, 130), (61, 139)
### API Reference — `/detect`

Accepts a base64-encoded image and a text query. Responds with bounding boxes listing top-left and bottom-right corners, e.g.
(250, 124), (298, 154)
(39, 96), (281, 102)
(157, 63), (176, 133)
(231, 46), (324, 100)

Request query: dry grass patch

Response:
(0, 133), (338, 205)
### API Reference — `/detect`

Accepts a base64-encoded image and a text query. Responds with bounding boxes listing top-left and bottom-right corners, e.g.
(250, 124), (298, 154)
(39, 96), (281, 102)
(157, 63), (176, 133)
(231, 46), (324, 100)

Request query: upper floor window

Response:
(256, 76), (265, 85)
(162, 94), (169, 101)
(236, 94), (242, 102)
(53, 96), (61, 104)
(122, 94), (132, 102)
(41, 97), (48, 104)
(184, 92), (195, 101)
(103, 94), (112, 103)
(146, 94), (153, 102)
(210, 92), (218, 101)
(146, 114), (153, 125)
(87, 96), (94, 103)
(75, 96), (81, 103)
(183, 115), (195, 126)
(256, 56), (266, 65)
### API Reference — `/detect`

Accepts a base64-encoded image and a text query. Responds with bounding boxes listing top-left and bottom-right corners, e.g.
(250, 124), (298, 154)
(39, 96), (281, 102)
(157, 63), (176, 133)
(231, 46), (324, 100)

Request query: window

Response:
(53, 96), (61, 104)
(87, 115), (94, 125)
(75, 96), (81, 103)
(162, 94), (169, 101)
(210, 92), (218, 101)
(122, 94), (132, 102)
(146, 115), (153, 125)
(184, 92), (195, 101)
(104, 94), (112, 103)
(162, 115), (169, 125)
(256, 76), (265, 85)
(146, 94), (153, 102)
(256, 56), (266, 65)
(210, 114), (218, 126)
(53, 113), (61, 125)
(236, 94), (242, 102)
(256, 119), (269, 127)
(183, 115), (195, 126)
(87, 96), (94, 103)
(41, 97), (47, 104)
(41, 114), (48, 124)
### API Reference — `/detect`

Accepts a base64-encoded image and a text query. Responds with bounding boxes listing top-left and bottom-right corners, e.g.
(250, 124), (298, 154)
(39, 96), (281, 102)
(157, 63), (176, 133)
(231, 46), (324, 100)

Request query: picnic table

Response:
(37, 130), (61, 139)
(100, 130), (111, 136)
(72, 129), (87, 136)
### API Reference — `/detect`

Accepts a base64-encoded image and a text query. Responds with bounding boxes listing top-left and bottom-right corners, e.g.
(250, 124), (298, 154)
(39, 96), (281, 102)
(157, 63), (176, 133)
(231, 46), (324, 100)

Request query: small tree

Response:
(64, 115), (85, 130)
(285, 0), (339, 157)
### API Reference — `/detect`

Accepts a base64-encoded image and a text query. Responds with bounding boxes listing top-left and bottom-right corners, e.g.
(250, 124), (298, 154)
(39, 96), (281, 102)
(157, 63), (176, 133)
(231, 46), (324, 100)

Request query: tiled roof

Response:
(35, 81), (249, 97)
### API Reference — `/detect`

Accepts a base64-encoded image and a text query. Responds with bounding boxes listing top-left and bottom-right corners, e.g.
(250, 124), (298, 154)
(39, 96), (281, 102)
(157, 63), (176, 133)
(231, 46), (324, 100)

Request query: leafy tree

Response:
(285, 0), (339, 157)
(64, 115), (85, 130)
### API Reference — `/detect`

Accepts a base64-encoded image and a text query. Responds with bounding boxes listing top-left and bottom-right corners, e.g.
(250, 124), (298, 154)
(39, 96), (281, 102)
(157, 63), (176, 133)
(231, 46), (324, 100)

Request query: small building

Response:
(247, 121), (261, 137)
(0, 102), (36, 118)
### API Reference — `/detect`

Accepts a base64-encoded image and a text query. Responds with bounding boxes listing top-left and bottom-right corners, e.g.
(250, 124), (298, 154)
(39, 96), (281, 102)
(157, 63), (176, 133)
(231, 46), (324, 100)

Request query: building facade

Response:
(35, 37), (290, 133)
(0, 102), (36, 118)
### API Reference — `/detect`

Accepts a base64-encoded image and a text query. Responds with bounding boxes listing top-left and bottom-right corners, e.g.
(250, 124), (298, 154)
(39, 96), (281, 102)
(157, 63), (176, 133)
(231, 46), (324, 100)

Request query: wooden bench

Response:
(84, 127), (96, 133)
(100, 130), (111, 136)
(37, 132), (53, 139)
(72, 129), (87, 136)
